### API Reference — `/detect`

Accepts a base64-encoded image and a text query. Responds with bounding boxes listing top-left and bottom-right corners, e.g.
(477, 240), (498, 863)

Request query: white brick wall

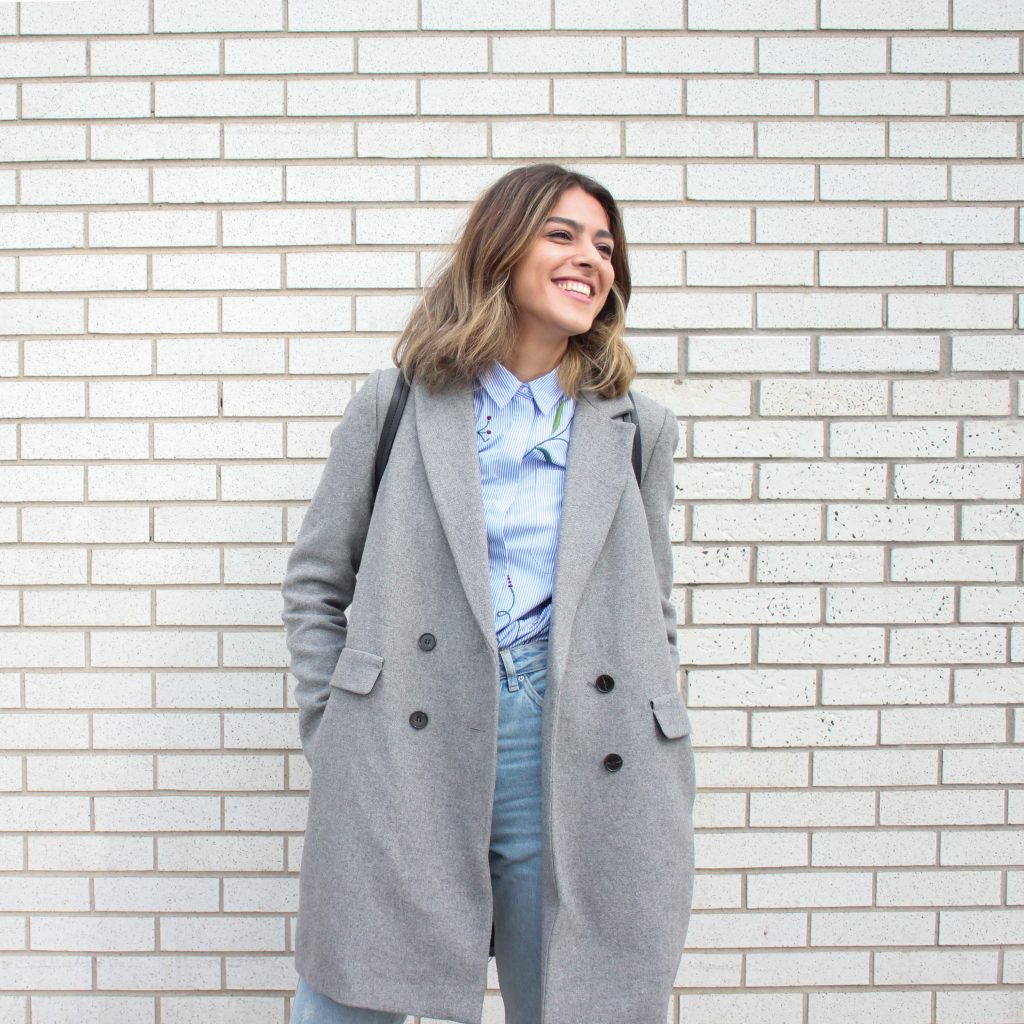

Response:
(0, 1), (1021, 1022)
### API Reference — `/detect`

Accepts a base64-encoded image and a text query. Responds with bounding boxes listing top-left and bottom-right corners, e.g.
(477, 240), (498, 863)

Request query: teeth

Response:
(556, 280), (590, 297)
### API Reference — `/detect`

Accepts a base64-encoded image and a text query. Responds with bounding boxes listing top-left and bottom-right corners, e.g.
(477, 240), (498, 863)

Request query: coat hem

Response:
(296, 956), (484, 1024)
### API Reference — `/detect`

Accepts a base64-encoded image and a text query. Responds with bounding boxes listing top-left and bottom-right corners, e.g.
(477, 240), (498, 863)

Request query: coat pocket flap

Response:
(650, 691), (692, 739)
(329, 646), (384, 695)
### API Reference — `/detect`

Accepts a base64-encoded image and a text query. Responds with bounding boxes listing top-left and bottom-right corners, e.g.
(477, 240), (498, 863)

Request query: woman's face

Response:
(508, 186), (616, 349)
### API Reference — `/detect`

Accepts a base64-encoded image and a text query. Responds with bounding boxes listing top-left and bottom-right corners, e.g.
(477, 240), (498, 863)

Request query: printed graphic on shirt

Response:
(473, 362), (575, 648)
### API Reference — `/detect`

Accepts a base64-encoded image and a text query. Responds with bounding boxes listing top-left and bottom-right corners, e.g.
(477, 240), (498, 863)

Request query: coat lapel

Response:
(547, 388), (635, 680)
(414, 375), (498, 655)
(414, 373), (635, 665)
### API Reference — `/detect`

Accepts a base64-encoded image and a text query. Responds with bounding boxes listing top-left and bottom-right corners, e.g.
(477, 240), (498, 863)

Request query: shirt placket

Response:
(494, 385), (538, 641)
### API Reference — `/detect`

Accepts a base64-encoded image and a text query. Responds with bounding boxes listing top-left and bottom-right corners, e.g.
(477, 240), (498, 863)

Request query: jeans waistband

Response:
(497, 638), (548, 679)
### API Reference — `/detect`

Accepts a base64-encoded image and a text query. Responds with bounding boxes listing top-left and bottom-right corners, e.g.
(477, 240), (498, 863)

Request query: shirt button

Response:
(418, 633), (436, 652)
(603, 753), (623, 772)
(410, 710), (428, 729)
(595, 674), (615, 693)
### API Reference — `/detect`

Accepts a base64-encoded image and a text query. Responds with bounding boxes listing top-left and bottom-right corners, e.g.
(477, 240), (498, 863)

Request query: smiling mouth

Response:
(553, 280), (594, 303)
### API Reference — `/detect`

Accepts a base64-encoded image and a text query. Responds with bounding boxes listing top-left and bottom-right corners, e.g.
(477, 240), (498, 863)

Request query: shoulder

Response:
(624, 388), (677, 463)
(346, 365), (405, 423)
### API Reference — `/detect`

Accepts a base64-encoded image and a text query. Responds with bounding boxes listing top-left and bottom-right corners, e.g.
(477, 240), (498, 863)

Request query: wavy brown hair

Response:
(391, 163), (635, 399)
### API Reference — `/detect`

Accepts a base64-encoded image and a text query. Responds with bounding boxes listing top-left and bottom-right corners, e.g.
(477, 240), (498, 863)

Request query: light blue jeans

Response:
(291, 638), (548, 1024)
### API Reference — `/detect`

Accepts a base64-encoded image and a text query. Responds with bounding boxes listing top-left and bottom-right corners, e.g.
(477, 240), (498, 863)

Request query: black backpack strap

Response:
(373, 369), (410, 501)
(618, 390), (642, 487)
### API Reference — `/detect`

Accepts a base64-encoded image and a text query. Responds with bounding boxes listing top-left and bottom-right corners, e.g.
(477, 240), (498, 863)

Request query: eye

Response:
(548, 230), (614, 259)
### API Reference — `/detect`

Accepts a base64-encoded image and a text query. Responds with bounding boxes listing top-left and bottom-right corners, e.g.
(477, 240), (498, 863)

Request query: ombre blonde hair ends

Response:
(391, 163), (635, 399)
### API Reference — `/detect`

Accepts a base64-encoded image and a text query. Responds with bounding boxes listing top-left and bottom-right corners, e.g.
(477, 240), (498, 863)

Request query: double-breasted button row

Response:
(409, 634), (437, 728)
(596, 673), (620, 769)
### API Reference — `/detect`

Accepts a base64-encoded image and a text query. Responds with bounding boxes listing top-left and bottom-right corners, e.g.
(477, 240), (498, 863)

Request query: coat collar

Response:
(413, 374), (635, 668)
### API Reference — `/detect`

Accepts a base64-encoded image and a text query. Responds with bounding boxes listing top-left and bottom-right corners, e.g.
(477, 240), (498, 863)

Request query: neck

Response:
(501, 337), (569, 383)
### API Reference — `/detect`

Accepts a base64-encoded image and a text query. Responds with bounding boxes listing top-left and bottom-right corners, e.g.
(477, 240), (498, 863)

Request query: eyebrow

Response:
(544, 216), (614, 242)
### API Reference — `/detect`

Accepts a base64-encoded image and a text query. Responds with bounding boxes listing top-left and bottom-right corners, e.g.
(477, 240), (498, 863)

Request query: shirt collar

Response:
(476, 359), (569, 415)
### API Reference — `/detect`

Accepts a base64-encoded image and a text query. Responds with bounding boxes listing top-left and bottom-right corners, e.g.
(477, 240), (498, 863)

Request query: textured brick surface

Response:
(1, 4), (1021, 1022)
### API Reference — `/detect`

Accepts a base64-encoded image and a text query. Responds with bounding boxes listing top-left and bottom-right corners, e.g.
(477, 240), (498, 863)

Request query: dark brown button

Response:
(409, 710), (428, 729)
(418, 633), (436, 652)
(595, 673), (615, 692)
(603, 753), (623, 772)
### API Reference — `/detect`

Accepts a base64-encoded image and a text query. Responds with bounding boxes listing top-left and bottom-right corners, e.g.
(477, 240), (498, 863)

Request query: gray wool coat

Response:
(281, 365), (695, 1024)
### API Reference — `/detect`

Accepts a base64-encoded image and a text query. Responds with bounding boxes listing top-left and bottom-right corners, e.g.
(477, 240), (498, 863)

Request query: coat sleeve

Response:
(281, 369), (383, 767)
(639, 404), (681, 678)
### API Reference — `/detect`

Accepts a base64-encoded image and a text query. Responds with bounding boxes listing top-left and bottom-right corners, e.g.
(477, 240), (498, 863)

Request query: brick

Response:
(153, 166), (281, 204)
(687, 249), (813, 286)
(626, 120), (753, 156)
(287, 79), (414, 116)
(156, 80), (283, 117)
(820, 79), (946, 116)
(763, 460), (883, 502)
(153, 0), (281, 31)
(891, 121), (1017, 158)
(819, 663), (946, 704)
(157, 337), (285, 375)
(891, 545), (1016, 582)
(557, 0), (680, 28)
(20, 0), (148, 34)
(888, 293), (1013, 329)
(418, 77), (546, 115)
(814, 748), (937, 787)
(822, 163), (947, 200)
(360, 35), (485, 73)
(892, 36), (1020, 73)
(806, 909), (937, 937)
(22, 82), (150, 120)
(92, 38), (219, 75)
(821, 0), (948, 28)
(89, 209), (217, 248)
(760, 37), (887, 74)
(226, 38), (350, 75)
(688, 79), (814, 116)
(748, 870), (872, 908)
(757, 546), (884, 583)
(688, 335), (811, 372)
(756, 206), (883, 243)
(758, 121), (884, 157)
(875, 948), (997, 983)
(955, 337), (1024, 371)
(820, 335), (939, 373)
(693, 163), (816, 201)
(491, 120), (617, 158)
(825, 585), (952, 623)
(882, 789), (1004, 825)
(954, 0), (1024, 29)
(627, 35), (752, 73)
(888, 206), (1014, 244)
(91, 548), (220, 586)
(289, 0), (416, 30)
(760, 379), (887, 415)
(556, 78), (680, 115)
(689, 0), (816, 30)
(22, 507), (149, 544)
(0, 41), (86, 78)
(955, 250), (1024, 286)
(952, 164), (1024, 200)
(894, 379), (1011, 416)
(361, 122), (481, 160)
(227, 117), (352, 158)
(757, 292), (882, 329)
(952, 80), (1024, 115)
(30, 914), (154, 951)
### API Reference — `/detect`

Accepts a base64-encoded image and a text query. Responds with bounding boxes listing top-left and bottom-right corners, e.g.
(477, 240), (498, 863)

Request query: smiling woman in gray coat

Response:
(281, 163), (696, 1024)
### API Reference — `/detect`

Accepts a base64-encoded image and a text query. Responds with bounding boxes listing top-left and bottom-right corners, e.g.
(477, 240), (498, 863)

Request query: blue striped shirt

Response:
(473, 359), (576, 649)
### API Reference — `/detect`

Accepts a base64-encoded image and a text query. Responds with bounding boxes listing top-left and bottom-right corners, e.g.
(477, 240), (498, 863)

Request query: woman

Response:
(281, 163), (695, 1024)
